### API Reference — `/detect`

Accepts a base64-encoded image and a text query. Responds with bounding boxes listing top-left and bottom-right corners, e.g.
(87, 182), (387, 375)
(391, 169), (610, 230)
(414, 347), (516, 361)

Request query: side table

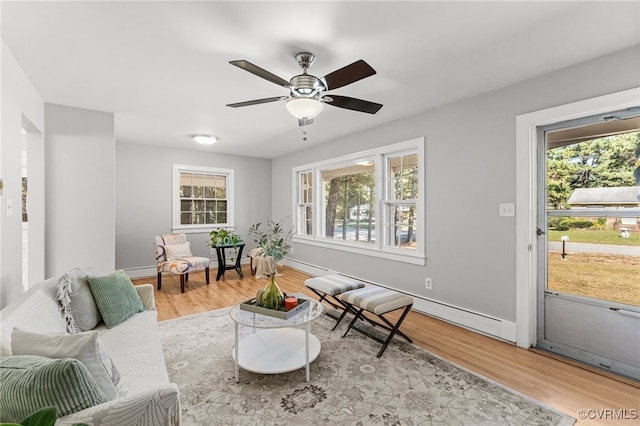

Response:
(213, 243), (245, 281)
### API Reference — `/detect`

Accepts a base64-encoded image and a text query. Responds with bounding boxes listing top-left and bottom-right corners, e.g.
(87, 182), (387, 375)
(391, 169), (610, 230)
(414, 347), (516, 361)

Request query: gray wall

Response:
(272, 46), (640, 323)
(115, 142), (272, 271)
(45, 104), (116, 276)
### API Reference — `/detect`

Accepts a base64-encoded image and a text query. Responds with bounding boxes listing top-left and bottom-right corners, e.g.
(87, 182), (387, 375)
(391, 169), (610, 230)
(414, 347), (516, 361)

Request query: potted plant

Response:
(248, 218), (294, 310)
(207, 228), (242, 246)
(207, 228), (243, 262)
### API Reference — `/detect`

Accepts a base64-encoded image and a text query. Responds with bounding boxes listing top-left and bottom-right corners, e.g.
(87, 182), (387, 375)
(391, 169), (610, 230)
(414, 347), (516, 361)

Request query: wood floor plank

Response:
(135, 266), (640, 425)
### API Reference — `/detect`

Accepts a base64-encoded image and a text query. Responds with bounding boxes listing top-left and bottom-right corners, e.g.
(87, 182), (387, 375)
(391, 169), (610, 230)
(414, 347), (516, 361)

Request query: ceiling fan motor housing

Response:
(290, 74), (325, 97)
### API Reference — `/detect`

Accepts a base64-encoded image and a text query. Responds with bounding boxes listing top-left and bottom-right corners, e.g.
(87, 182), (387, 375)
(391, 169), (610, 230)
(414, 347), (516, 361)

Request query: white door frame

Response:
(515, 87), (640, 348)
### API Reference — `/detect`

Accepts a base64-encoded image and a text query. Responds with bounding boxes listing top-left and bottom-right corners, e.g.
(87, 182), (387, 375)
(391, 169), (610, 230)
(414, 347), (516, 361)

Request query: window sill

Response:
(293, 236), (426, 266)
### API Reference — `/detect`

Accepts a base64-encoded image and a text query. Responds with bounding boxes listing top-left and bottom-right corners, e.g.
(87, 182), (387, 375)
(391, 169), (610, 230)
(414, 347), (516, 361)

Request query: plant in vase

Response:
(249, 218), (294, 310)
(207, 228), (243, 262)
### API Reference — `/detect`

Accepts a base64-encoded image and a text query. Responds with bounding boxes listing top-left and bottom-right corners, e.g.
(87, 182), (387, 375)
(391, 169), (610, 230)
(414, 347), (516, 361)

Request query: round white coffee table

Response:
(229, 295), (322, 382)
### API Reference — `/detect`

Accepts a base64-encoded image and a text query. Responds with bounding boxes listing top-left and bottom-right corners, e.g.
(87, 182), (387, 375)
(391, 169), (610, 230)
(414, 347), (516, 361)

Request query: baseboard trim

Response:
(123, 258), (250, 280)
(284, 257), (517, 343)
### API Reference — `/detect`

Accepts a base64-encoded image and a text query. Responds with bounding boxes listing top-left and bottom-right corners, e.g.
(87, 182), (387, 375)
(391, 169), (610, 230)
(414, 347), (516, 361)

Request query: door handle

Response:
(536, 228), (545, 236)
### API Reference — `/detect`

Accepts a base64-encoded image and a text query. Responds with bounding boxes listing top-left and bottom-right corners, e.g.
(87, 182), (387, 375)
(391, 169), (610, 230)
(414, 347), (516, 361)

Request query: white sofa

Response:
(0, 273), (180, 425)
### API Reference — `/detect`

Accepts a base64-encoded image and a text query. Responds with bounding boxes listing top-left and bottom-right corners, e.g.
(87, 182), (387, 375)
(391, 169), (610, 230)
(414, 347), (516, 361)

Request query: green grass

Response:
(548, 229), (639, 246)
(547, 252), (639, 306)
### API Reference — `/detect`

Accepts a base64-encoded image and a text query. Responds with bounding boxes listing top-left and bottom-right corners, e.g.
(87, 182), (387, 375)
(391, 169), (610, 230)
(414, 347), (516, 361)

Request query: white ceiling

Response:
(2, 1), (639, 159)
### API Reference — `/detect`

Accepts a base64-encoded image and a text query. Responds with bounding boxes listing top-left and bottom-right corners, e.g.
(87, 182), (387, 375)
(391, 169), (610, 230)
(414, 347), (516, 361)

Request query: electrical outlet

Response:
(211, 248), (215, 255)
(425, 278), (432, 290)
(499, 203), (515, 217)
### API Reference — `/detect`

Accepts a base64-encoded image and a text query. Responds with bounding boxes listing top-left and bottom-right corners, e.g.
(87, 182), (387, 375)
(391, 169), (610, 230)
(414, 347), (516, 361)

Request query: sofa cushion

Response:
(11, 328), (127, 400)
(57, 268), (103, 332)
(0, 277), (67, 357)
(164, 242), (192, 260)
(87, 271), (145, 328)
(97, 310), (169, 395)
(0, 355), (108, 422)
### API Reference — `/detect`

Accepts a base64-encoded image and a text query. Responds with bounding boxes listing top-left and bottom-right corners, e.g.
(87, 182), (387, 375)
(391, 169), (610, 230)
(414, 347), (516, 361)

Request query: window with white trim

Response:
(172, 164), (235, 232)
(292, 138), (425, 264)
(383, 152), (419, 249)
(296, 171), (313, 236)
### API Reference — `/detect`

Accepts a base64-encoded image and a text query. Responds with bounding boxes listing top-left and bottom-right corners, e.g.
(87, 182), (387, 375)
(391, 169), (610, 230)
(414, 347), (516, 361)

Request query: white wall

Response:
(115, 141), (272, 273)
(272, 46), (640, 329)
(45, 104), (115, 276)
(0, 41), (45, 309)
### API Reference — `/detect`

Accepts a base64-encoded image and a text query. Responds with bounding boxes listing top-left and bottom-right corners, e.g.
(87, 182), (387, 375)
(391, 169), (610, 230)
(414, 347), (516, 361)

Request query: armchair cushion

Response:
(154, 234), (187, 264)
(157, 257), (211, 275)
(164, 242), (192, 260)
(87, 271), (144, 329)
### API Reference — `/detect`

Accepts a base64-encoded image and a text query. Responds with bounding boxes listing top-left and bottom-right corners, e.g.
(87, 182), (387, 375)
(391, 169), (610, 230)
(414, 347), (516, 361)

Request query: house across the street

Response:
(567, 186), (640, 231)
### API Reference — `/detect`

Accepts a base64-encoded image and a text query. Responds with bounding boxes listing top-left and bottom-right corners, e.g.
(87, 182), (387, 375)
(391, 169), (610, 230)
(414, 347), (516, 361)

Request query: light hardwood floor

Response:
(135, 266), (640, 425)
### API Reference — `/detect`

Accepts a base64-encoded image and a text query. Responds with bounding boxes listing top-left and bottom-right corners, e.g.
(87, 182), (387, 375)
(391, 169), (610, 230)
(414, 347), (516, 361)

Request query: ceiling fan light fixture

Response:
(193, 135), (217, 145)
(286, 97), (324, 120)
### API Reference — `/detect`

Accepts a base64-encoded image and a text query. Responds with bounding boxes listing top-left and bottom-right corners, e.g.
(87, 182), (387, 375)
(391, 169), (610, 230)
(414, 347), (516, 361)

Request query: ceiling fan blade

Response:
(321, 60), (376, 90)
(226, 97), (285, 108)
(326, 95), (383, 114)
(229, 60), (291, 88)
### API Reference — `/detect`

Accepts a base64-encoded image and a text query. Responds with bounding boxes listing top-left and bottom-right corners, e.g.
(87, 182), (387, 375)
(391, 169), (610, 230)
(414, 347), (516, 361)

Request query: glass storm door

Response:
(536, 110), (640, 380)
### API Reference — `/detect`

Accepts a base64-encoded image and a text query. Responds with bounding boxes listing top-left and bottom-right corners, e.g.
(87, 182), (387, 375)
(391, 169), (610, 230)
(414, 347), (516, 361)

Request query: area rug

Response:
(160, 308), (575, 426)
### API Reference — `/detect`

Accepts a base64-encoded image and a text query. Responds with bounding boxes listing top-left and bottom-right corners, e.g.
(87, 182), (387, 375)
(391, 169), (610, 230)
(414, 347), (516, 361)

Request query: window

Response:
(173, 164), (235, 232)
(293, 138), (425, 264)
(384, 152), (419, 249)
(322, 161), (376, 244)
(296, 171), (313, 236)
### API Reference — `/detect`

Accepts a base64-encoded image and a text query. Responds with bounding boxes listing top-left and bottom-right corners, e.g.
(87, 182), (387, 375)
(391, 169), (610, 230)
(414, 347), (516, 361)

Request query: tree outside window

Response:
(292, 138), (424, 262)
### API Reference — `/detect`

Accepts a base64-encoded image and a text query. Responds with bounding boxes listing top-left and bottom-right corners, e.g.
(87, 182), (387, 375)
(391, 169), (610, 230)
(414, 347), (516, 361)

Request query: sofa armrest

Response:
(135, 284), (156, 311)
(55, 384), (180, 426)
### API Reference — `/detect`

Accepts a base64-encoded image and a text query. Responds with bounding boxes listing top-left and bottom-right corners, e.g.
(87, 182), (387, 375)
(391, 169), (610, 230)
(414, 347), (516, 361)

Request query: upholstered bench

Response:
(340, 286), (414, 357)
(304, 275), (366, 330)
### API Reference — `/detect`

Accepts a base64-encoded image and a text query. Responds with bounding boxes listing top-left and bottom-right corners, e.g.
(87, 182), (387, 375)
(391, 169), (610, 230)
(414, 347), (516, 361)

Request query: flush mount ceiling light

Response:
(226, 52), (383, 127)
(193, 135), (217, 145)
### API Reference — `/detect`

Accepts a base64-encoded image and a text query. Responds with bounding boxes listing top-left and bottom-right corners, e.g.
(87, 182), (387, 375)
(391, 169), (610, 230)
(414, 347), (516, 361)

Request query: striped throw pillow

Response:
(87, 270), (144, 328)
(0, 355), (108, 422)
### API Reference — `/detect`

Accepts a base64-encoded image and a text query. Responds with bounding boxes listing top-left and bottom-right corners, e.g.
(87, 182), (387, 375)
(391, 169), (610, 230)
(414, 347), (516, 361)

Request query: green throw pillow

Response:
(0, 355), (108, 423)
(87, 270), (144, 328)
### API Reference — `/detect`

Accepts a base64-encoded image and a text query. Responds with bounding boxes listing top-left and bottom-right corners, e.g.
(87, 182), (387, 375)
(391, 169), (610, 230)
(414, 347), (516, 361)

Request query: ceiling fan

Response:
(226, 52), (383, 126)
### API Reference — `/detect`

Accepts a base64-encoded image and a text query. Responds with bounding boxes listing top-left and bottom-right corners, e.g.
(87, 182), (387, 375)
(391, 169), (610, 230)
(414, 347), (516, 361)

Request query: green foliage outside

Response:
(546, 132), (639, 209)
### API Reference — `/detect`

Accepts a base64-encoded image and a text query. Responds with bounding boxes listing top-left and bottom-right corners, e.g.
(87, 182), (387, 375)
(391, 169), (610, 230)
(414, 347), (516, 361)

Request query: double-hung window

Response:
(292, 138), (425, 264)
(296, 171), (313, 236)
(172, 164), (235, 233)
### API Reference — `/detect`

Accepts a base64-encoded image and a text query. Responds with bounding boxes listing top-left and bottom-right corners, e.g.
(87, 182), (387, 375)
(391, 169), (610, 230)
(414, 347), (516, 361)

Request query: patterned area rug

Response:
(160, 308), (575, 426)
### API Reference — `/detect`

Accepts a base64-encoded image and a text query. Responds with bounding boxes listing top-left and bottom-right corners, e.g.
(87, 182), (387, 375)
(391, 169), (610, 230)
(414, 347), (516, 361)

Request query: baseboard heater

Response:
(284, 257), (517, 343)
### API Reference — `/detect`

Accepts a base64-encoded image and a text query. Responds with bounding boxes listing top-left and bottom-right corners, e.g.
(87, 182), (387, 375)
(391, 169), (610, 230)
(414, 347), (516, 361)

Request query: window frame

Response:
(172, 164), (235, 233)
(296, 170), (313, 236)
(291, 138), (425, 265)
